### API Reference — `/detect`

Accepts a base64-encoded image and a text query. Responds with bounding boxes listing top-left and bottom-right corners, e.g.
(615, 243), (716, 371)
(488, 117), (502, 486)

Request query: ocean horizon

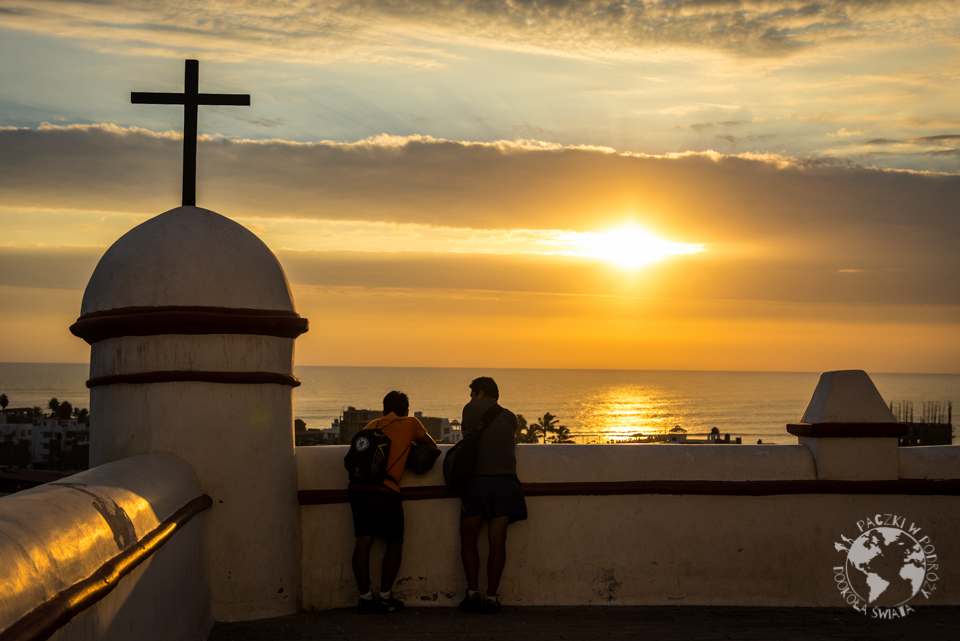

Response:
(1, 363), (956, 445)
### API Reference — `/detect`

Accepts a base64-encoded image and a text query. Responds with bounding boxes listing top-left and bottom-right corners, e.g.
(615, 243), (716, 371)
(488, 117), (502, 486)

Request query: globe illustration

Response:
(845, 527), (925, 606)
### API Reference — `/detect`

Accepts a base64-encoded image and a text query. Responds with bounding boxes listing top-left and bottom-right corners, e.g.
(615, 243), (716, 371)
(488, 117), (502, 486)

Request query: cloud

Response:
(1, 123), (958, 314)
(3, 122), (959, 371)
(911, 134), (960, 143)
(2, 123), (958, 239)
(829, 127), (868, 137)
(276, 249), (960, 307)
(866, 134), (960, 145)
(714, 133), (777, 145)
(0, 245), (102, 291)
(0, 0), (954, 63)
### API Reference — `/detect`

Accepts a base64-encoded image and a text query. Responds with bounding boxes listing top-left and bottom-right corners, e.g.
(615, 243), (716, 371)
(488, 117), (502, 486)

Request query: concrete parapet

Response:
(0, 453), (211, 640)
(296, 445), (960, 610)
(296, 443), (817, 489)
(900, 445), (960, 480)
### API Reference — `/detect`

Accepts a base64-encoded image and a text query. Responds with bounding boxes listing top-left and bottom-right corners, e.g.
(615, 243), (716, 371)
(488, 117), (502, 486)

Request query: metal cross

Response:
(131, 59), (250, 207)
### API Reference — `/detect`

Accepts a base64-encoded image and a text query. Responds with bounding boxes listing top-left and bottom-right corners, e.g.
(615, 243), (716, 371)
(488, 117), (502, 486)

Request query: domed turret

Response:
(81, 206), (295, 314)
(71, 206), (307, 621)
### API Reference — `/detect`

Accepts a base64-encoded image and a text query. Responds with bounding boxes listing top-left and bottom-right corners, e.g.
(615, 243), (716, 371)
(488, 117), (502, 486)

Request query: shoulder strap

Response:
(474, 404), (504, 434)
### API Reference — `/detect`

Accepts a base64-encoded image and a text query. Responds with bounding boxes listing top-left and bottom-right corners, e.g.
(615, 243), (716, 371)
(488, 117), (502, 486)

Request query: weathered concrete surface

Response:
(0, 453), (210, 639)
(297, 445), (960, 610)
(81, 207), (294, 314)
(208, 606), (960, 641)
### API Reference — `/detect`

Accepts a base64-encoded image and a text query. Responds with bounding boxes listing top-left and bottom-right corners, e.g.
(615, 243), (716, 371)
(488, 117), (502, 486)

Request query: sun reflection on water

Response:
(572, 385), (686, 441)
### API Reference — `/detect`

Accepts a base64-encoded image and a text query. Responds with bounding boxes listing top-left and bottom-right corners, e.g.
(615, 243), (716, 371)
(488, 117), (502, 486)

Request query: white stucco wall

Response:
(91, 382), (301, 622)
(90, 335), (294, 376)
(0, 453), (211, 639)
(298, 444), (960, 609)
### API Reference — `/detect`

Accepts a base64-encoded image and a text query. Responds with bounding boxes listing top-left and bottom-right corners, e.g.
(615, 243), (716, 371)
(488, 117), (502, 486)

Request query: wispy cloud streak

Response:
(0, 0), (955, 63)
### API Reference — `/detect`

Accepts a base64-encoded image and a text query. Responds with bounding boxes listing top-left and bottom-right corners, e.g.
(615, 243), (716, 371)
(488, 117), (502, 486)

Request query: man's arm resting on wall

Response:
(417, 432), (439, 449)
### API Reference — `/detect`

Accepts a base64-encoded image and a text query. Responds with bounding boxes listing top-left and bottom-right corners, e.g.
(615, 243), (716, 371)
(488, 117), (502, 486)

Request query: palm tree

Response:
(515, 414), (539, 444)
(534, 413), (559, 444)
(47, 398), (60, 417)
(550, 424), (575, 444)
(57, 401), (73, 420)
(0, 394), (8, 411)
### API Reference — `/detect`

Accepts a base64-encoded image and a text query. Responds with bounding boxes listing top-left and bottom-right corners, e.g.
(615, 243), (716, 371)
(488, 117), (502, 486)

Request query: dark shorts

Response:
(349, 486), (404, 542)
(460, 475), (528, 524)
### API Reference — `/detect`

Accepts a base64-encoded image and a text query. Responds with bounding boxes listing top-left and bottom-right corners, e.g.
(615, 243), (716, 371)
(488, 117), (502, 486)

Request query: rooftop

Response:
(209, 605), (960, 641)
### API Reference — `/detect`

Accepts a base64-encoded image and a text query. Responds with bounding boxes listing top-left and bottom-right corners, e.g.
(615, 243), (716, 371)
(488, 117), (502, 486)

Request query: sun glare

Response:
(571, 225), (706, 269)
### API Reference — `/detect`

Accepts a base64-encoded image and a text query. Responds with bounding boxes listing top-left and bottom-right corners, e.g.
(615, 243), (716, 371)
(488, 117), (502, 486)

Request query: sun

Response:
(572, 225), (706, 269)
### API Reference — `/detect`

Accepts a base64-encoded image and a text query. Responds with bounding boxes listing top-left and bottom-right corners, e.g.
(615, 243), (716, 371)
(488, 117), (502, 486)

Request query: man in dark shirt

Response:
(458, 376), (527, 614)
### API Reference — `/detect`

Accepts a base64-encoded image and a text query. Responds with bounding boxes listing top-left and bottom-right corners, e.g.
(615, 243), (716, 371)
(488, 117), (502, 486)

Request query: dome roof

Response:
(81, 207), (296, 315)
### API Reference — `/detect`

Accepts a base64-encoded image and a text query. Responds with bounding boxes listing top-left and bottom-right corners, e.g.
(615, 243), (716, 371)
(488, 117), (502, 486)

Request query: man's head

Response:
(383, 391), (409, 417)
(469, 376), (499, 402)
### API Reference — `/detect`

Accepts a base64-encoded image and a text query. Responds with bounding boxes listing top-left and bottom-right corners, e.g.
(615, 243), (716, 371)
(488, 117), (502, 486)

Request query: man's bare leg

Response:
(352, 535), (375, 594)
(460, 513), (484, 591)
(381, 538), (404, 593)
(486, 515), (509, 597)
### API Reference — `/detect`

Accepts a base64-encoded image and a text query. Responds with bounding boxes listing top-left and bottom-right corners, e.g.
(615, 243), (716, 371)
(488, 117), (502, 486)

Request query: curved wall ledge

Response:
(70, 306), (309, 345)
(0, 496), (210, 641)
(0, 454), (209, 637)
(87, 371), (302, 388)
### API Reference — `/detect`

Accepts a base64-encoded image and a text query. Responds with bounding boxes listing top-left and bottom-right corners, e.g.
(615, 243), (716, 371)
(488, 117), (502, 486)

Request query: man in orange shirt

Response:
(350, 390), (437, 613)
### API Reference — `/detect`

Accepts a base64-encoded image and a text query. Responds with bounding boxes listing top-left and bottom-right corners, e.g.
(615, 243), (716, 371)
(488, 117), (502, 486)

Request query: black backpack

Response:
(344, 420), (406, 486)
(443, 404), (504, 492)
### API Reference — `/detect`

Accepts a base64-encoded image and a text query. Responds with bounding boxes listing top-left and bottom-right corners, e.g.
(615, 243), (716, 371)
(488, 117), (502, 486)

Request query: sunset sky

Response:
(1, 1), (958, 372)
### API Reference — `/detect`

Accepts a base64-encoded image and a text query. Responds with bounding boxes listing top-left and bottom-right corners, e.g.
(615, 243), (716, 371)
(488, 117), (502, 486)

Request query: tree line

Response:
(0, 394), (90, 425)
(515, 412), (574, 444)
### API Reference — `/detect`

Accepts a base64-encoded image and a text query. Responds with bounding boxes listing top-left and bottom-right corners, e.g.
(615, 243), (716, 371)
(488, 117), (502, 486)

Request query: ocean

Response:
(1, 363), (956, 445)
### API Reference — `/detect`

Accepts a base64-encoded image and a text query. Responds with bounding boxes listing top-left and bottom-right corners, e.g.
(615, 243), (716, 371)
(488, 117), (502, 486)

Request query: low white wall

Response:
(298, 444), (960, 609)
(0, 453), (212, 640)
(900, 445), (960, 479)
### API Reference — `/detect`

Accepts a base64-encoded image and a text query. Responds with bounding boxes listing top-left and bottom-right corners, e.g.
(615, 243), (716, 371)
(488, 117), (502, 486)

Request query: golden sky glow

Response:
(0, 2), (958, 372)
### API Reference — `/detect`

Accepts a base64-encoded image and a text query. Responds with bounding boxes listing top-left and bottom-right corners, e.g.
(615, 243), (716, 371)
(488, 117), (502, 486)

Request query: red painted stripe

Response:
(297, 479), (960, 505)
(70, 306), (308, 344)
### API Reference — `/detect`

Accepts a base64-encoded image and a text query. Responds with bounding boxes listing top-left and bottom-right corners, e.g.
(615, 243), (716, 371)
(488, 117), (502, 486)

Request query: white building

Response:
(322, 419), (340, 445)
(441, 418), (462, 443)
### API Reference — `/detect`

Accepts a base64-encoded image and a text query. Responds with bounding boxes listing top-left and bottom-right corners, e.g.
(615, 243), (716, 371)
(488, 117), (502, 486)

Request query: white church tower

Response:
(69, 61), (308, 621)
(71, 206), (308, 620)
